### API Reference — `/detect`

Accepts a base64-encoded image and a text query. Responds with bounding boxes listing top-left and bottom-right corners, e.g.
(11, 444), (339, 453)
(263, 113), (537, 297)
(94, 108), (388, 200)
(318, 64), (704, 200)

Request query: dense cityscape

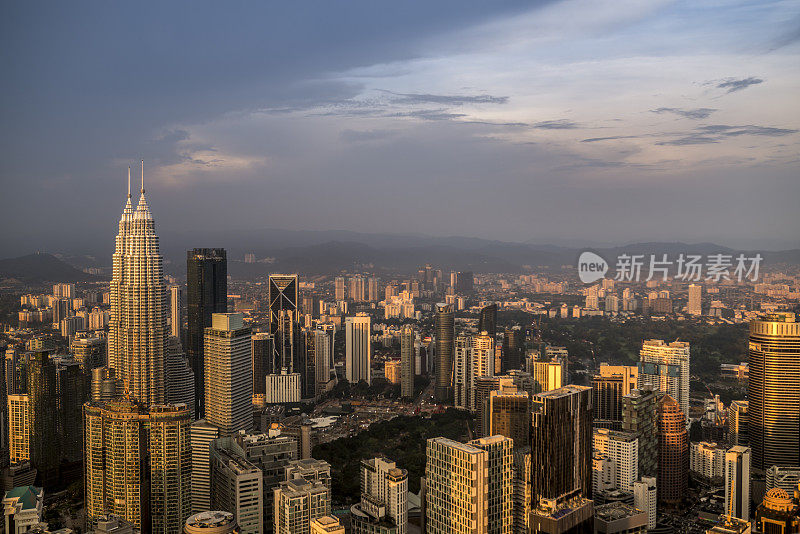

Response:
(3, 2), (800, 533)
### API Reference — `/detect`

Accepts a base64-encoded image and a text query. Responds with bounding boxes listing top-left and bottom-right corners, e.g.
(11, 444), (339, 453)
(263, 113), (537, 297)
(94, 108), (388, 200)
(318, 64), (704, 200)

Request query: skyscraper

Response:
(84, 399), (192, 533)
(728, 400), (748, 447)
(273, 479), (331, 534)
(400, 325), (415, 398)
(334, 277), (346, 302)
(530, 385), (593, 506)
(469, 436), (513, 534)
(269, 275), (299, 373)
(8, 395), (29, 464)
(171, 285), (184, 340)
(345, 314), (371, 385)
(688, 284), (702, 315)
(592, 374), (624, 429)
(592, 428), (639, 492)
(26, 349), (59, 484)
(210, 438), (264, 534)
(478, 304), (497, 339)
(487, 390), (530, 449)
(204, 313), (253, 435)
(638, 340), (690, 419)
(252, 333), (275, 407)
(622, 388), (659, 478)
(167, 336), (196, 419)
(656, 395), (688, 505)
(109, 164), (167, 406)
(725, 446), (751, 521)
(748, 312), (800, 473)
(434, 303), (454, 402)
(187, 248), (228, 418)
(312, 328), (332, 397)
(453, 332), (494, 412)
(350, 457), (408, 534)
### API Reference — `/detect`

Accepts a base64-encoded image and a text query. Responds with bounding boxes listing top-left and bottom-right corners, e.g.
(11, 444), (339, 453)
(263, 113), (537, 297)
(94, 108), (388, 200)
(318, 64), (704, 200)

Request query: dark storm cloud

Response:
(715, 76), (764, 93)
(532, 119), (580, 129)
(651, 107), (717, 119)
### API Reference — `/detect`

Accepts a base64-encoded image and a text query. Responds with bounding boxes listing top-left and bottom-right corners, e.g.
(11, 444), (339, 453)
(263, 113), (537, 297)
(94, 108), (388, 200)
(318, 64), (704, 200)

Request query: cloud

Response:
(532, 119), (580, 129)
(391, 109), (468, 121)
(656, 135), (719, 146)
(651, 107), (717, 120)
(715, 76), (764, 93)
(697, 124), (798, 137)
(382, 91), (509, 106)
(339, 129), (398, 142)
(581, 135), (641, 143)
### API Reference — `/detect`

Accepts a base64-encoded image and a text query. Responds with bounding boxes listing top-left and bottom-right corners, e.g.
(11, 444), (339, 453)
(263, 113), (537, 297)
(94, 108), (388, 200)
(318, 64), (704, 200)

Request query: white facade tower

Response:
(108, 163), (167, 405)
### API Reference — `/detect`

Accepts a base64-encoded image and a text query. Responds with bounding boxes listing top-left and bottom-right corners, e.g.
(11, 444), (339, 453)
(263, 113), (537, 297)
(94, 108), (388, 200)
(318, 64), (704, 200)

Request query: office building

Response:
(205, 313), (253, 434)
(513, 447), (531, 534)
(284, 459), (331, 489)
(593, 429), (639, 492)
(269, 275), (299, 374)
(767, 466), (800, 494)
(252, 333), (275, 407)
(454, 333), (495, 412)
(638, 340), (690, 419)
(728, 400), (748, 447)
(633, 477), (657, 530)
(622, 389), (659, 478)
(487, 390), (529, 449)
(350, 457), (408, 534)
(26, 350), (59, 484)
(192, 420), (222, 513)
(84, 399), (192, 533)
(593, 374), (625, 429)
(70, 332), (106, 372)
(433, 303), (454, 402)
(657, 395), (688, 505)
(8, 395), (29, 464)
(211, 439), (264, 534)
(688, 284), (703, 315)
(474, 376), (515, 438)
(167, 336), (196, 419)
(273, 479), (330, 534)
(187, 248), (228, 418)
(3, 485), (43, 534)
(754, 487), (800, 534)
(345, 314), (371, 385)
(400, 326), (415, 398)
(725, 446), (751, 521)
(54, 355), (87, 464)
(90, 367), (122, 403)
(528, 359), (566, 394)
(184, 511), (240, 534)
(171, 285), (184, 340)
(265, 372), (301, 404)
(311, 329), (332, 397)
(503, 328), (524, 373)
(470, 436), (513, 534)
(748, 313), (800, 473)
(108, 170), (167, 405)
(530, 386), (593, 505)
(479, 304), (498, 338)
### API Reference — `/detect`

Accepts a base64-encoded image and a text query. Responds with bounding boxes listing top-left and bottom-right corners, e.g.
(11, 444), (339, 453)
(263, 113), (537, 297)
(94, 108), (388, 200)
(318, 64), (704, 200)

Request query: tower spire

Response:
(141, 160), (145, 194)
(127, 166), (131, 198)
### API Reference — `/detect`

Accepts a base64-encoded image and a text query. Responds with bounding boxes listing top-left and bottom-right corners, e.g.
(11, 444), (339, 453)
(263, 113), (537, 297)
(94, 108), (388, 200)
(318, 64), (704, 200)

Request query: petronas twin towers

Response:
(108, 162), (167, 405)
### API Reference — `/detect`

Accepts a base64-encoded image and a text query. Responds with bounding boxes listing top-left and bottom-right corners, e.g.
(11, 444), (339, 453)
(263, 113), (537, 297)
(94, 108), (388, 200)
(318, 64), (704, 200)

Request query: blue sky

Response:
(1, 0), (799, 253)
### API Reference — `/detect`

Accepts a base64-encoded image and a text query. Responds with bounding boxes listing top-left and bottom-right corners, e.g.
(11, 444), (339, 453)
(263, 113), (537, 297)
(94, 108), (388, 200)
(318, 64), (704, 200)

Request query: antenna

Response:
(127, 166), (131, 198)
(141, 160), (145, 194)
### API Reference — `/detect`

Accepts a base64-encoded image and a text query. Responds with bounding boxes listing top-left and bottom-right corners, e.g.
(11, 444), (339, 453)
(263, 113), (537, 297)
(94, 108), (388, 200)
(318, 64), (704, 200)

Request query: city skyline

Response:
(2, 1), (800, 255)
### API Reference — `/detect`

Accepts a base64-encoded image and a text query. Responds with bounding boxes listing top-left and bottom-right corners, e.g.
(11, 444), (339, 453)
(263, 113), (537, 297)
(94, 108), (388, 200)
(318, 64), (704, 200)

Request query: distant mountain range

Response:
(4, 231), (799, 280)
(0, 253), (98, 284)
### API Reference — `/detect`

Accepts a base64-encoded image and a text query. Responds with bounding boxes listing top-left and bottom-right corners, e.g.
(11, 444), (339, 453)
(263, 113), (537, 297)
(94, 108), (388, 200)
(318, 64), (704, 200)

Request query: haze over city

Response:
(2, 0), (800, 255)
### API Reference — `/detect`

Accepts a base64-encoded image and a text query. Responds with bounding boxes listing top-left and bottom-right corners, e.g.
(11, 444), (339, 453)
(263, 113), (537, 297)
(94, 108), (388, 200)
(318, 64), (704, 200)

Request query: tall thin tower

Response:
(108, 162), (167, 405)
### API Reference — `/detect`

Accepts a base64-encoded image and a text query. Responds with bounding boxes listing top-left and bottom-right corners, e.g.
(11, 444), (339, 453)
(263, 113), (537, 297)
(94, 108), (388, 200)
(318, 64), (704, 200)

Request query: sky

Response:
(1, 0), (799, 255)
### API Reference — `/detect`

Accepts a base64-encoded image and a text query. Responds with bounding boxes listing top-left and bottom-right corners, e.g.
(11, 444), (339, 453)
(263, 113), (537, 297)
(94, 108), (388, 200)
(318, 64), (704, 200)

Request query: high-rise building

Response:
(26, 350), (59, 484)
(252, 333), (274, 407)
(599, 364), (638, 396)
(487, 390), (530, 449)
(269, 275), (299, 374)
(109, 167), (167, 406)
(728, 400), (748, 447)
(167, 336), (196, 419)
(350, 457), (408, 534)
(657, 395), (688, 505)
(400, 325), (415, 398)
(425, 436), (512, 534)
(512, 447), (531, 534)
(367, 277), (379, 303)
(767, 466), (800, 494)
(754, 487), (800, 534)
(312, 328), (332, 397)
(474, 376), (515, 438)
(688, 284), (702, 315)
(691, 441), (727, 479)
(84, 399), (192, 533)
(528, 359), (566, 394)
(592, 374), (625, 429)
(633, 477), (657, 530)
(204, 313), (253, 435)
(478, 304), (497, 339)
(334, 277), (346, 302)
(273, 479), (331, 534)
(530, 385), (593, 506)
(748, 312), (800, 473)
(503, 328), (524, 374)
(345, 314), (371, 385)
(171, 285), (184, 340)
(8, 395), (29, 464)
(638, 340), (690, 419)
(284, 459), (331, 489)
(210, 438), (264, 534)
(593, 428), (639, 492)
(725, 446), (751, 521)
(187, 248), (228, 418)
(191, 420), (221, 513)
(434, 303), (454, 402)
(622, 388), (659, 479)
(70, 332), (106, 372)
(348, 276), (366, 302)
(54, 355), (88, 464)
